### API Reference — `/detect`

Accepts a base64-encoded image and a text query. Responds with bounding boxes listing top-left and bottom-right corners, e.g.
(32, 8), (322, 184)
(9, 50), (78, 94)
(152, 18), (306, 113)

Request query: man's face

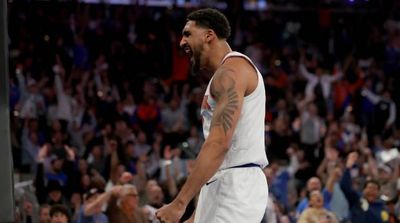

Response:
(24, 201), (33, 216)
(52, 159), (63, 172)
(78, 158), (87, 170)
(52, 131), (63, 144)
(308, 104), (318, 116)
(49, 190), (62, 202)
(121, 188), (139, 210)
(147, 185), (164, 207)
(363, 182), (379, 203)
(307, 177), (322, 191)
(39, 207), (51, 223)
(309, 190), (324, 209)
(180, 20), (207, 73)
(378, 168), (391, 183)
(51, 212), (68, 223)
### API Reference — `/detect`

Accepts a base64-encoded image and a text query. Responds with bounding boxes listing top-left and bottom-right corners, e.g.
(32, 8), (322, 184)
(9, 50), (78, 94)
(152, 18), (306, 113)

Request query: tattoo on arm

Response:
(210, 73), (239, 135)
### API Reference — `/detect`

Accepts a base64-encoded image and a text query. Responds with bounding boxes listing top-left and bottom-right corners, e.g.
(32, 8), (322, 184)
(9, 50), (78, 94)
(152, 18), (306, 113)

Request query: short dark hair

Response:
(306, 189), (320, 200)
(364, 179), (380, 190)
(187, 8), (231, 39)
(50, 204), (70, 220)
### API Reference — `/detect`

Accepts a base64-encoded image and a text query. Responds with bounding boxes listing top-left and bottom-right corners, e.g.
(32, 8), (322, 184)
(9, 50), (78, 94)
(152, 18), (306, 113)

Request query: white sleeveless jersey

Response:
(200, 51), (268, 169)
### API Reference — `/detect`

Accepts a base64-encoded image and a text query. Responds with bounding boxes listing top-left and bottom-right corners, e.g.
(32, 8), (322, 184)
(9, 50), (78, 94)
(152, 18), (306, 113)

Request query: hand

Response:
(332, 167), (342, 180)
(111, 185), (123, 196)
(156, 202), (186, 223)
(64, 145), (76, 161)
(37, 144), (50, 162)
(346, 152), (359, 169)
(52, 64), (65, 76)
(119, 172), (133, 185)
(164, 145), (172, 160)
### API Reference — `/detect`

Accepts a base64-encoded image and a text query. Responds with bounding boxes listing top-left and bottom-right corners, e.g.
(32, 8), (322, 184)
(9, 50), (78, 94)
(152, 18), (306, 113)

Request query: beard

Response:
(190, 45), (203, 75)
(191, 55), (201, 74)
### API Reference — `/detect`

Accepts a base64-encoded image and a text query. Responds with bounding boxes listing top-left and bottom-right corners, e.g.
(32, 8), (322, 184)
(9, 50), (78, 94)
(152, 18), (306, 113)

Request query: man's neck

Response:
(207, 41), (232, 73)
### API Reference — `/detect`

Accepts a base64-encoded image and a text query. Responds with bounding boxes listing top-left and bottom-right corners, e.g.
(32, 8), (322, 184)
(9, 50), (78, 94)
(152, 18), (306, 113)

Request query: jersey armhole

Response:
(222, 55), (260, 98)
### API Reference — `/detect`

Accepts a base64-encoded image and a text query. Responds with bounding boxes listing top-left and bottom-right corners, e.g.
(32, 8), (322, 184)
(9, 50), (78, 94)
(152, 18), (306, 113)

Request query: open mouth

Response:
(316, 198), (323, 205)
(183, 45), (193, 57)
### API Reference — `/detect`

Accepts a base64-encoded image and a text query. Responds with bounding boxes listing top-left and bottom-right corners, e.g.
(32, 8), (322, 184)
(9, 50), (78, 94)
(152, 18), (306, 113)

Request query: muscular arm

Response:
(173, 63), (248, 208)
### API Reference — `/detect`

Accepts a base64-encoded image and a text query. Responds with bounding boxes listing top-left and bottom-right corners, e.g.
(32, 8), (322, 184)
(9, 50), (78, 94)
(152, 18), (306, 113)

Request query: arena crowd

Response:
(8, 1), (400, 223)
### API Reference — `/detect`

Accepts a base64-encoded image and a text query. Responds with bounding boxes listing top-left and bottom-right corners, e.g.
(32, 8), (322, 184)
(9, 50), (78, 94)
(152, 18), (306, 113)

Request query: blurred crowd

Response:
(7, 1), (400, 223)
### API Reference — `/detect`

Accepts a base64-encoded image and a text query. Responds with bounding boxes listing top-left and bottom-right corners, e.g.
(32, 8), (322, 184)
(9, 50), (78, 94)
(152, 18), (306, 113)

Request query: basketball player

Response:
(156, 8), (268, 223)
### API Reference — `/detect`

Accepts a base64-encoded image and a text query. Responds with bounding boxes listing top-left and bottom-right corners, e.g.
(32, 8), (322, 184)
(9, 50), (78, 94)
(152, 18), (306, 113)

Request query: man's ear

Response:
(205, 29), (216, 43)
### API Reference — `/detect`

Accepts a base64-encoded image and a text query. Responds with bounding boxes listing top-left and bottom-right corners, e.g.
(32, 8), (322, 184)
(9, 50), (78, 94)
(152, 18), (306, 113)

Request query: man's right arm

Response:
(170, 64), (247, 209)
(362, 88), (380, 105)
(340, 152), (360, 207)
(35, 145), (48, 204)
(84, 186), (122, 216)
(299, 64), (315, 81)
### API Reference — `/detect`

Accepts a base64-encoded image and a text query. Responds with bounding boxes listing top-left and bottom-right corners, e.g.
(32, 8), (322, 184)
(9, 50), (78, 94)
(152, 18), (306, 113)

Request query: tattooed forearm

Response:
(210, 73), (239, 135)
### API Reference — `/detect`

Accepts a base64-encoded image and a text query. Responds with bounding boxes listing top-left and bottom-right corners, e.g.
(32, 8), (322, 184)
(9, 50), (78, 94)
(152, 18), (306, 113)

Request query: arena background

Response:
(3, 0), (400, 222)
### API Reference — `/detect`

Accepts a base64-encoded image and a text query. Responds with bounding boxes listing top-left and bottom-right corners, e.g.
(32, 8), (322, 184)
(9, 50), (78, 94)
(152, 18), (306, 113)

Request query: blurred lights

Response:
(345, 0), (371, 6)
(244, 0), (268, 11)
(97, 91), (104, 98)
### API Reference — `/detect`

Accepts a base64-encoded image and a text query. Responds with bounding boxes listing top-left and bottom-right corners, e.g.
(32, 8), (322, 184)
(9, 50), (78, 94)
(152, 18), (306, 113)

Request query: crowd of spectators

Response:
(8, 1), (400, 223)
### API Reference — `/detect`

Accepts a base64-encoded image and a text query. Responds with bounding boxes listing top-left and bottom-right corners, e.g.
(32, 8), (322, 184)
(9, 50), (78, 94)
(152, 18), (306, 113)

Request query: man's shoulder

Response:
(216, 58), (258, 92)
(222, 56), (256, 73)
